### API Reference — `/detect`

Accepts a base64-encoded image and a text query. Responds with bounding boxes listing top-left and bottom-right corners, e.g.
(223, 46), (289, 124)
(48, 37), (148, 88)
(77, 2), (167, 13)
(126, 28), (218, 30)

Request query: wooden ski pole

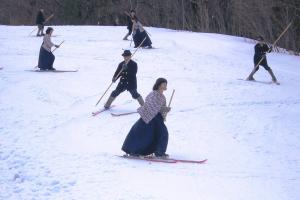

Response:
(164, 89), (175, 121)
(28, 14), (54, 36)
(95, 37), (147, 106)
(253, 22), (292, 69)
(28, 27), (38, 36)
(130, 36), (133, 47)
(51, 40), (65, 53)
(146, 30), (151, 37)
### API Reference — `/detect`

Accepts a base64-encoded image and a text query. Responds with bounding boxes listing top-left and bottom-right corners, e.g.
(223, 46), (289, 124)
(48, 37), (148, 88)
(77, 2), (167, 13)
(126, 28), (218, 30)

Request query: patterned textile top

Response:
(132, 21), (145, 35)
(137, 90), (168, 124)
(42, 34), (54, 52)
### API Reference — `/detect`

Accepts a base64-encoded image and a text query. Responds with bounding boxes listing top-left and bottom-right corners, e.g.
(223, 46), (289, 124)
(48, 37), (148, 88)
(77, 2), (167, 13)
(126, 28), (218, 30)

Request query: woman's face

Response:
(50, 30), (53, 35)
(159, 82), (167, 91)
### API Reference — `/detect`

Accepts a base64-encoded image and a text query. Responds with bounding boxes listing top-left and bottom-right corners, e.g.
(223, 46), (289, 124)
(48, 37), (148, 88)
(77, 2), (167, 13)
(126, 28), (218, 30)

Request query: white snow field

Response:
(0, 25), (300, 200)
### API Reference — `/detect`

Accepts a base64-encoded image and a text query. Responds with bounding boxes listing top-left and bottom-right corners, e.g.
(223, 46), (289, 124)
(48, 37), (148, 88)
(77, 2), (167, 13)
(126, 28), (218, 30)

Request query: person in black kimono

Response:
(36, 9), (45, 36)
(246, 36), (278, 83)
(123, 10), (136, 40)
(104, 50), (144, 108)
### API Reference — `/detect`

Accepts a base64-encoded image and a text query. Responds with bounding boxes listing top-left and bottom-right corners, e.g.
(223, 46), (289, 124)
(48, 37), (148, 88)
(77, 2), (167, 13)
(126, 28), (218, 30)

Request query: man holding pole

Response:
(246, 36), (278, 83)
(36, 9), (45, 36)
(103, 50), (144, 109)
(123, 9), (136, 40)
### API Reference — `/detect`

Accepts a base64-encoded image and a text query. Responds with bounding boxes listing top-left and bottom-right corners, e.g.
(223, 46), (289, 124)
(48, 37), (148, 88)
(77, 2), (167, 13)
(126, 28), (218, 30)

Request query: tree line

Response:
(0, 0), (299, 52)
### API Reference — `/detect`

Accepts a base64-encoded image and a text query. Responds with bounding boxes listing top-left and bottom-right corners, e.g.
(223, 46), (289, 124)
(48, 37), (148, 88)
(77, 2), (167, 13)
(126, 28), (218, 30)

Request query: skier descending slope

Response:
(35, 9), (45, 36)
(103, 50), (144, 109)
(131, 16), (152, 48)
(246, 36), (279, 84)
(122, 78), (171, 158)
(37, 27), (61, 71)
(123, 9), (136, 41)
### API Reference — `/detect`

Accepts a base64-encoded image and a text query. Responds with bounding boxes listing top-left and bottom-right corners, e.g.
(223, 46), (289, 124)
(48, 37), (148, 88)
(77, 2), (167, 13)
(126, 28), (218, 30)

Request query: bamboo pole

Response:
(95, 37), (147, 106)
(164, 89), (175, 121)
(51, 40), (65, 53)
(253, 22), (292, 70)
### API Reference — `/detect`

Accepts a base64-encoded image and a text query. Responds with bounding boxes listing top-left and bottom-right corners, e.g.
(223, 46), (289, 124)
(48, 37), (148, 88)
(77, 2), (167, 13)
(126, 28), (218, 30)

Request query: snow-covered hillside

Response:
(0, 25), (300, 200)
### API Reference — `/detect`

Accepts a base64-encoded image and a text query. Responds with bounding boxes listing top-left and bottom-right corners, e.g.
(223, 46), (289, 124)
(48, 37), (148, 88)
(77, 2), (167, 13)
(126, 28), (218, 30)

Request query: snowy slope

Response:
(0, 25), (300, 200)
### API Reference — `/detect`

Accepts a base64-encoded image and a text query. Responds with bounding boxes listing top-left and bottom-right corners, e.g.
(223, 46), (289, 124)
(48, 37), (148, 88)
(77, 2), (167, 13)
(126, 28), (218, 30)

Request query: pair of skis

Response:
(238, 78), (280, 85)
(92, 105), (137, 117)
(118, 155), (207, 164)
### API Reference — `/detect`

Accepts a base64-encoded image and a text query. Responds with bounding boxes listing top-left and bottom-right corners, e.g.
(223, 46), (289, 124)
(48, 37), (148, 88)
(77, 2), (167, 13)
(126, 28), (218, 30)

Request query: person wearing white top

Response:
(37, 27), (60, 70)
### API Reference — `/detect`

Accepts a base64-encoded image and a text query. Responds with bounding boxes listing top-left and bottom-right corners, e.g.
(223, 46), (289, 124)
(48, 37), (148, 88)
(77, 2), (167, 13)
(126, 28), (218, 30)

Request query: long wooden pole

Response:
(252, 22), (292, 69)
(95, 37), (147, 106)
(51, 40), (65, 53)
(164, 89), (175, 121)
(28, 14), (55, 36)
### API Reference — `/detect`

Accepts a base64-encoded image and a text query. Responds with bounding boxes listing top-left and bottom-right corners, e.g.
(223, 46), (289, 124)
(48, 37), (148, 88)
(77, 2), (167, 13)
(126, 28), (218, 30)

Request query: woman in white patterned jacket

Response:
(122, 78), (171, 158)
(37, 27), (60, 70)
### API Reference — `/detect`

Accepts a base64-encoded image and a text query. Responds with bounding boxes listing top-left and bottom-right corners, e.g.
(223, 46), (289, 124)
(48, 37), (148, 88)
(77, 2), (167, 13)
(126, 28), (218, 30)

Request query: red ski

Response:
(92, 105), (116, 116)
(117, 155), (207, 164)
(117, 155), (176, 163)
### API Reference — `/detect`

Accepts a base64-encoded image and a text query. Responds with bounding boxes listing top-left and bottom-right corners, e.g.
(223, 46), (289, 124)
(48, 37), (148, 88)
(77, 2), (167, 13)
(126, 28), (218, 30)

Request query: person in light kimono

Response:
(122, 78), (171, 158)
(37, 27), (60, 70)
(131, 16), (152, 48)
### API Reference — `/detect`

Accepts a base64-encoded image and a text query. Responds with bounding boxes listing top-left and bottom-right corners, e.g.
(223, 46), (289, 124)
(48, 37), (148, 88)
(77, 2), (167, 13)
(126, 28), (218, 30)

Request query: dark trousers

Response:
(111, 86), (140, 99)
(254, 56), (271, 71)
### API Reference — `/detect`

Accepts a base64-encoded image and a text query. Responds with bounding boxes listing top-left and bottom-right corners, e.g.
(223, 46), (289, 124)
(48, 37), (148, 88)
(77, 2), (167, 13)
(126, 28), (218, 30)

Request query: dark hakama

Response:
(133, 29), (152, 48)
(122, 113), (168, 156)
(38, 47), (55, 70)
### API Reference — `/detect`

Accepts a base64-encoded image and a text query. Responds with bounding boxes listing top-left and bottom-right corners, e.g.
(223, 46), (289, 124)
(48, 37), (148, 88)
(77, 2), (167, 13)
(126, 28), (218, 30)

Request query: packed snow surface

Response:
(1, 25), (300, 200)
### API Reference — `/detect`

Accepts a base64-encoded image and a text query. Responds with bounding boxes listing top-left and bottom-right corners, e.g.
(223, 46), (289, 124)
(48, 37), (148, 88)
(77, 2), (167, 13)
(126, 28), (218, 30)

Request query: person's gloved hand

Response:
(122, 63), (128, 70)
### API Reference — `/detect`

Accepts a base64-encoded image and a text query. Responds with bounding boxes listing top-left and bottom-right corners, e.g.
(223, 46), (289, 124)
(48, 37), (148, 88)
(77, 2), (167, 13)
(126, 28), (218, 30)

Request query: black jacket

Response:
(36, 11), (45, 25)
(113, 60), (138, 90)
(254, 43), (271, 58)
(254, 43), (271, 65)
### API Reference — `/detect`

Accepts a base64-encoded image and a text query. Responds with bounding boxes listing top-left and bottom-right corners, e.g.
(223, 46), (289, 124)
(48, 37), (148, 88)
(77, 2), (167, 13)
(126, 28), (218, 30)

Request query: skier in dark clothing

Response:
(122, 78), (171, 158)
(104, 50), (144, 108)
(246, 36), (278, 83)
(38, 27), (60, 70)
(36, 9), (45, 36)
(123, 10), (136, 40)
(131, 16), (152, 48)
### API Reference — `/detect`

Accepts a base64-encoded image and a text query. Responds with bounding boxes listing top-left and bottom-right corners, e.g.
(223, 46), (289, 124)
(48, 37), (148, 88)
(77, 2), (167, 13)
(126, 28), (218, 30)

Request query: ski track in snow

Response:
(0, 25), (300, 200)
